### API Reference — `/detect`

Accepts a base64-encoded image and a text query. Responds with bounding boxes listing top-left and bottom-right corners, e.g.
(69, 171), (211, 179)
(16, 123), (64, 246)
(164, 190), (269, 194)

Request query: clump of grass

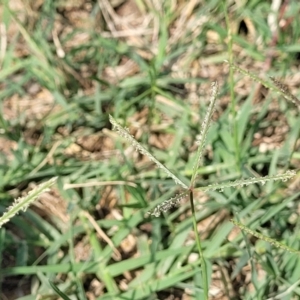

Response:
(2, 1), (300, 298)
(109, 79), (297, 299)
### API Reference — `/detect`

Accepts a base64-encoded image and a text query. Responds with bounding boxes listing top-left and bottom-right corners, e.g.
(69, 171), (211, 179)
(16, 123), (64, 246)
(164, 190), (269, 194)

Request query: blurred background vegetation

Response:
(0, 0), (300, 299)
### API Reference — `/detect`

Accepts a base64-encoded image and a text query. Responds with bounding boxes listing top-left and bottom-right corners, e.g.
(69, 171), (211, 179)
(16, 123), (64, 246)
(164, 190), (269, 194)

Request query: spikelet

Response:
(231, 219), (300, 254)
(227, 61), (300, 109)
(147, 192), (189, 217)
(0, 177), (57, 227)
(199, 170), (296, 193)
(269, 77), (300, 108)
(109, 115), (188, 190)
(191, 82), (219, 187)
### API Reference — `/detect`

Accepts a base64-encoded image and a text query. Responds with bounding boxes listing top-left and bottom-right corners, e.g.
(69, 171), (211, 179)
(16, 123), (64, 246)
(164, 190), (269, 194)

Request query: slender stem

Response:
(189, 190), (208, 299)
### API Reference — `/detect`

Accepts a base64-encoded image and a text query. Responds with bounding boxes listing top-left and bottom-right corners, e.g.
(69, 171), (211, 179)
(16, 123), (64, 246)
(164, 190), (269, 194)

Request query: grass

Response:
(1, 0), (300, 299)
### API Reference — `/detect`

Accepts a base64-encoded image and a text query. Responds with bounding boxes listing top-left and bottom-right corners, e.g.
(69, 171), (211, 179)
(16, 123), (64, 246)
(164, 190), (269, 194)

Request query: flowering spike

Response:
(198, 170), (296, 193)
(109, 115), (188, 190)
(147, 192), (189, 217)
(191, 82), (219, 187)
(231, 219), (300, 254)
(0, 177), (57, 228)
